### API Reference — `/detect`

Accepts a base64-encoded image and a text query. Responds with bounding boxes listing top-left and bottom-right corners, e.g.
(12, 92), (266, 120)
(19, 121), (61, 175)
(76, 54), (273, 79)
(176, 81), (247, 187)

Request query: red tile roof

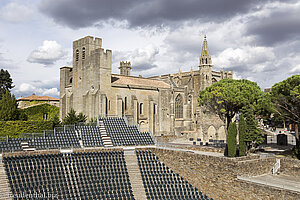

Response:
(18, 95), (59, 101)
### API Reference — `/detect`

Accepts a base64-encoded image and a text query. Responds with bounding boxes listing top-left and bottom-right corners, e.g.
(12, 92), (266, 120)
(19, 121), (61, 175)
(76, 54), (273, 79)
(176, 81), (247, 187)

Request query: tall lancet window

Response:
(82, 47), (86, 60)
(175, 94), (183, 119)
(76, 49), (79, 61)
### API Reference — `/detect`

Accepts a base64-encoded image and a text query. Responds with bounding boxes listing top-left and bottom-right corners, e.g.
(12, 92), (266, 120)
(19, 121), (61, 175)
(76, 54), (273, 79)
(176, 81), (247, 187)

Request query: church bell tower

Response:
(199, 35), (212, 90)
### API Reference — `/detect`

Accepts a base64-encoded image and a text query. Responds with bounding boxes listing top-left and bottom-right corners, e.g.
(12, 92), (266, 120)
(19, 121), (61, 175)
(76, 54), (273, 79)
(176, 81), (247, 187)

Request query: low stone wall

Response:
(3, 147), (123, 157)
(236, 157), (276, 177)
(156, 142), (225, 153)
(149, 148), (299, 200)
(280, 157), (300, 177)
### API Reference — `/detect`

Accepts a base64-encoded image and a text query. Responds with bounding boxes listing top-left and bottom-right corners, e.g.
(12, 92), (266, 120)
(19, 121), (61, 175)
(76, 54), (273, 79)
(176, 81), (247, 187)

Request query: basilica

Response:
(60, 36), (233, 143)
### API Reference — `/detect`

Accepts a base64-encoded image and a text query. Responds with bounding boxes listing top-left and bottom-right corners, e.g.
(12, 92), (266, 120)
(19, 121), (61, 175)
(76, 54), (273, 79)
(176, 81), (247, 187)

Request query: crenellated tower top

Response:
(119, 61), (132, 76)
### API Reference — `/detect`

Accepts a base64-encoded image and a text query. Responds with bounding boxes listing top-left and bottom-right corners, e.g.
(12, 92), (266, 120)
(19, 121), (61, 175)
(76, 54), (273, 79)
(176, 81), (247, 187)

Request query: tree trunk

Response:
(296, 123), (299, 147)
(295, 123), (299, 140)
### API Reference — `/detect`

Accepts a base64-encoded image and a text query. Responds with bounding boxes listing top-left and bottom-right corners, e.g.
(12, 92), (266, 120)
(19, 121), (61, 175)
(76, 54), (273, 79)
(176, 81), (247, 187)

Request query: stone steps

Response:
(21, 142), (35, 152)
(124, 151), (147, 200)
(99, 121), (113, 147)
(0, 164), (12, 200)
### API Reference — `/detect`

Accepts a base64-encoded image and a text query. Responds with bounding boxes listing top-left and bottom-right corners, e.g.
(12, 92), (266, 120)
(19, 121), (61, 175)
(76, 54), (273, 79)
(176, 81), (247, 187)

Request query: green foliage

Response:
(255, 92), (274, 119)
(0, 120), (53, 138)
(24, 104), (59, 121)
(0, 69), (14, 99)
(18, 109), (28, 121)
(77, 112), (87, 123)
(198, 79), (263, 129)
(270, 75), (300, 125)
(51, 115), (61, 128)
(227, 122), (237, 157)
(62, 108), (87, 125)
(238, 114), (247, 156)
(0, 90), (19, 121)
(241, 105), (264, 147)
(270, 75), (300, 158)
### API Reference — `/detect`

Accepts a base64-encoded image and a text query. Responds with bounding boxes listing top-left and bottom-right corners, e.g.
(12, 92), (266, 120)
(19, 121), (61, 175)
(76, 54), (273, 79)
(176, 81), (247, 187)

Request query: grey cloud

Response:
(39, 0), (261, 28)
(132, 63), (158, 72)
(246, 6), (300, 46)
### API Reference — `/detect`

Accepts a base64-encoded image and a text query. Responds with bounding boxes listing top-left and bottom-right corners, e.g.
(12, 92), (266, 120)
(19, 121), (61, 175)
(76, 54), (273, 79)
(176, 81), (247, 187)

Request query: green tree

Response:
(241, 105), (264, 149)
(0, 90), (19, 120)
(198, 79), (263, 130)
(62, 108), (87, 125)
(0, 69), (14, 99)
(238, 113), (247, 156)
(227, 122), (237, 157)
(270, 75), (300, 158)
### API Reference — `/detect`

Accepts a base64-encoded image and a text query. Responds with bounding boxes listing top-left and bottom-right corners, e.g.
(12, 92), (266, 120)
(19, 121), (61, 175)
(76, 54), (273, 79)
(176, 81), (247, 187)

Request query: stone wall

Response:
(280, 157), (300, 177)
(149, 148), (299, 200)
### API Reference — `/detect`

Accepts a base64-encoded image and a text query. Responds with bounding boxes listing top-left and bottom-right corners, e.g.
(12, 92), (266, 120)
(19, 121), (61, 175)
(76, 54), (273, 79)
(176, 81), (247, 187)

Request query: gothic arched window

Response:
(82, 47), (86, 60)
(175, 94), (183, 119)
(76, 49), (79, 61)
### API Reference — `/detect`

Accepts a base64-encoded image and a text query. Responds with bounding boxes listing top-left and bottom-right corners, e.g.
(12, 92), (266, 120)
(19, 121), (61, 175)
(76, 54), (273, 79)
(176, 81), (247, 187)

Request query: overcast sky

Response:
(1, 0), (300, 98)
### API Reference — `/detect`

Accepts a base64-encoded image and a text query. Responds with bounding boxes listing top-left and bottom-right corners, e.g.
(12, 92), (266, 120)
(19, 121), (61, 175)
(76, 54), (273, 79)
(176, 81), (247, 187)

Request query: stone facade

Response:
(60, 36), (233, 142)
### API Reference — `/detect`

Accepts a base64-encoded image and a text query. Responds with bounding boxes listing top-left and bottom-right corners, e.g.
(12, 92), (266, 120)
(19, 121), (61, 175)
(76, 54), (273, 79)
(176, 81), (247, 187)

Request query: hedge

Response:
(0, 120), (53, 138)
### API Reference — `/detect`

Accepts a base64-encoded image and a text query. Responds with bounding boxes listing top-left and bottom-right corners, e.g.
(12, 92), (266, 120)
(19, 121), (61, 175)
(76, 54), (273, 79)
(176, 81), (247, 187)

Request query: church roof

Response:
(111, 74), (170, 89)
(18, 95), (59, 101)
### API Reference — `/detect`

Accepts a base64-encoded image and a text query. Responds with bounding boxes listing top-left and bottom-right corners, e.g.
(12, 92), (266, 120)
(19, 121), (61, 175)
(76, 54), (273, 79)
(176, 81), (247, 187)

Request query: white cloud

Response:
(214, 46), (275, 71)
(18, 83), (36, 94)
(0, 2), (33, 23)
(42, 88), (59, 97)
(14, 78), (60, 98)
(113, 44), (159, 72)
(290, 65), (300, 73)
(27, 40), (66, 65)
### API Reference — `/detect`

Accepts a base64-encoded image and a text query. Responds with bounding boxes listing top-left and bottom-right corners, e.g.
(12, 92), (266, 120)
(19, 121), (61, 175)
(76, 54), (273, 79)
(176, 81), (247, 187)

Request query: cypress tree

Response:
(239, 114), (247, 156)
(227, 122), (237, 157)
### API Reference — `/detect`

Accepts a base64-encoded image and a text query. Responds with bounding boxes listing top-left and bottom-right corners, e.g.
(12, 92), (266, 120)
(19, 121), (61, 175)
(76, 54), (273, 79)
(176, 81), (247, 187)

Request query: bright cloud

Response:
(27, 40), (66, 65)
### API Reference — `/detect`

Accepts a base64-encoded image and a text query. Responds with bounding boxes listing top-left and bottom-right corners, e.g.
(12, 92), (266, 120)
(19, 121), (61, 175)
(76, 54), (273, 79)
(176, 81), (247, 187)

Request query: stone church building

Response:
(60, 36), (233, 143)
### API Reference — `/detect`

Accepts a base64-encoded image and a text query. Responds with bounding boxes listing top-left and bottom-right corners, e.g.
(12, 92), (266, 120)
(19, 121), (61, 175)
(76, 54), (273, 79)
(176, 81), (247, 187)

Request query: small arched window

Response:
(82, 47), (86, 60)
(76, 49), (79, 61)
(69, 78), (72, 84)
(140, 103), (143, 115)
(206, 58), (208, 64)
(175, 94), (183, 119)
(125, 97), (127, 110)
